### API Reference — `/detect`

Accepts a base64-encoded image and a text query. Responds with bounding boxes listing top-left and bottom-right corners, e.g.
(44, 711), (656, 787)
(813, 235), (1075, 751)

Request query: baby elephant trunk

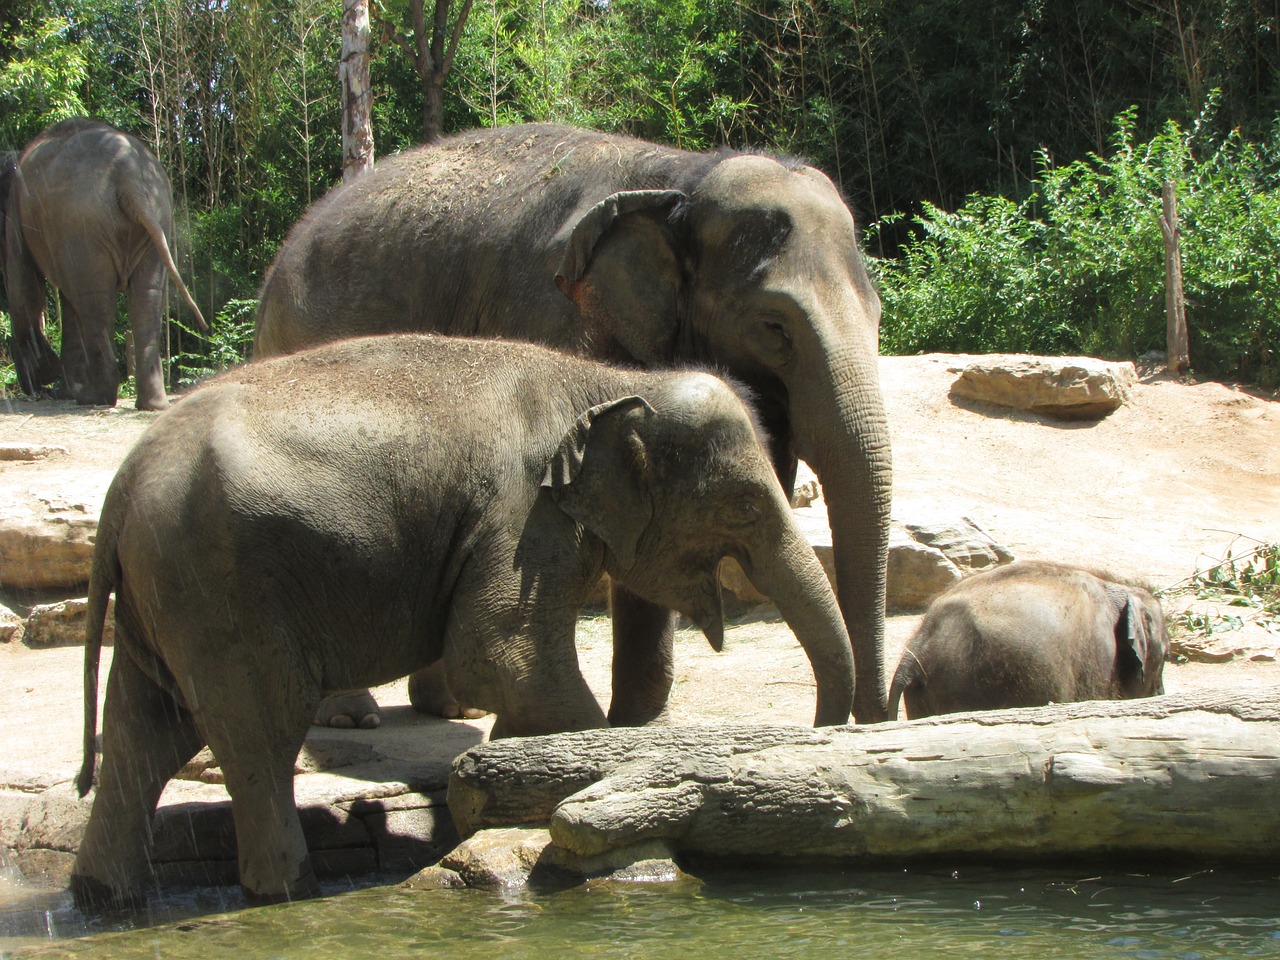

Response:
(742, 528), (855, 726)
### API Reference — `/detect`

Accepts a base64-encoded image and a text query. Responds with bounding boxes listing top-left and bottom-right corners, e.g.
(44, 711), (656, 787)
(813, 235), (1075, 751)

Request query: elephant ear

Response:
(1115, 593), (1153, 688)
(542, 396), (656, 570)
(554, 190), (687, 365)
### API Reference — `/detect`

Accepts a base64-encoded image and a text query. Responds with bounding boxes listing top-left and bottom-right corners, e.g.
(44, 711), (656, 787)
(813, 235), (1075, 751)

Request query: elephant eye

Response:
(728, 498), (763, 526)
(763, 319), (792, 349)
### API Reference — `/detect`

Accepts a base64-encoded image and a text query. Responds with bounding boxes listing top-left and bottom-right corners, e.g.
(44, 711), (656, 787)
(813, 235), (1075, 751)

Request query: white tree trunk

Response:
(449, 691), (1280, 864)
(340, 0), (374, 182)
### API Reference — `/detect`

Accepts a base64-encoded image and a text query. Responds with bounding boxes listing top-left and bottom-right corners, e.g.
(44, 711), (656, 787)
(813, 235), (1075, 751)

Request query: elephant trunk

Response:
(743, 522), (855, 726)
(793, 345), (893, 724)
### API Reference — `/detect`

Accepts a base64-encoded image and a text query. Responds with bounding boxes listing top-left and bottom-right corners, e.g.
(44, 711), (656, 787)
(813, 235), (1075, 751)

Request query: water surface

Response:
(3, 865), (1278, 959)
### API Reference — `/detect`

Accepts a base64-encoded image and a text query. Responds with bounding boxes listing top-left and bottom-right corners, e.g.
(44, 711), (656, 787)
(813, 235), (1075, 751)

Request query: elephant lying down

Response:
(889, 561), (1170, 720)
(72, 333), (855, 908)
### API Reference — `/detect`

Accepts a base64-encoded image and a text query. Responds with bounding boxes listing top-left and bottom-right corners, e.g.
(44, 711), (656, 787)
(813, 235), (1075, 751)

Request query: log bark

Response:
(448, 690), (1280, 865)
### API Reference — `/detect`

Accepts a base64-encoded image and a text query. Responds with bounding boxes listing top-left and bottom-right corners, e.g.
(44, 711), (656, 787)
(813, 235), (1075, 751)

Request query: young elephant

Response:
(72, 334), (854, 908)
(888, 561), (1169, 720)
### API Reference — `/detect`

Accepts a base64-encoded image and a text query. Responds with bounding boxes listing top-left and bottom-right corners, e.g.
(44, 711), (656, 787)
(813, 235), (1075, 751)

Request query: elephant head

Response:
(554, 156), (891, 723)
(542, 373), (856, 726)
(1111, 585), (1170, 697)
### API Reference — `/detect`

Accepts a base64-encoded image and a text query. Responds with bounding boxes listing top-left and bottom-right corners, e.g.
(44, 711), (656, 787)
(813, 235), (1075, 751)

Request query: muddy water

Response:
(3, 865), (1279, 959)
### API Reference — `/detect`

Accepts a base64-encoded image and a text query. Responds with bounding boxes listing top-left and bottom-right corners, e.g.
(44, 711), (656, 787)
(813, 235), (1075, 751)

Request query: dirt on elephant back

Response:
(0, 354), (1278, 729)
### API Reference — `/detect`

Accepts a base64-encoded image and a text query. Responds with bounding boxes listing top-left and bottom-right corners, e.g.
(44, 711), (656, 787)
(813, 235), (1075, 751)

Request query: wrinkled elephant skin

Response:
(255, 124), (891, 725)
(70, 334), (854, 907)
(0, 118), (204, 410)
(889, 561), (1171, 719)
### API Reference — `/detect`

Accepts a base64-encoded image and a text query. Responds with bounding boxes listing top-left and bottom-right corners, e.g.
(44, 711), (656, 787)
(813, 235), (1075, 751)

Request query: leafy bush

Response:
(173, 298), (257, 389)
(873, 105), (1280, 387)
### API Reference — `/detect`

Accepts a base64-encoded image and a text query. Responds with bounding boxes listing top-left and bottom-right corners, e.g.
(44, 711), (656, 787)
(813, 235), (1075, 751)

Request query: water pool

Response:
(3, 864), (1278, 959)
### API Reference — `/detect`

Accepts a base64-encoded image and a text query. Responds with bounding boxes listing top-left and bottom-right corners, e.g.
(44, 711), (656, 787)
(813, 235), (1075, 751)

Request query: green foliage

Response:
(1166, 540), (1280, 639)
(873, 107), (1280, 386)
(173, 299), (258, 389)
(0, 310), (15, 394)
(446, 0), (752, 147)
(0, 17), (90, 148)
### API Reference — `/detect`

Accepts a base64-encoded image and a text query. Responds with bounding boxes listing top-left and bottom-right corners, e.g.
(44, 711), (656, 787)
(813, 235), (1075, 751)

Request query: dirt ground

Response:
(1, 353), (1278, 727)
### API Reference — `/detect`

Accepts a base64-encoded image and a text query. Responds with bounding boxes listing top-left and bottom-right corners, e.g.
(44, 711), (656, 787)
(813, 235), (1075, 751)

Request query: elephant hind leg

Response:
(196, 652), (322, 903)
(127, 258), (170, 411)
(71, 645), (204, 911)
(59, 286), (121, 407)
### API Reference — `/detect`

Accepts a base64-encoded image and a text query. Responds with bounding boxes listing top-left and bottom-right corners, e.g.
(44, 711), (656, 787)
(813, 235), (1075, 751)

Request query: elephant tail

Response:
(76, 532), (119, 798)
(136, 208), (209, 332)
(886, 651), (920, 722)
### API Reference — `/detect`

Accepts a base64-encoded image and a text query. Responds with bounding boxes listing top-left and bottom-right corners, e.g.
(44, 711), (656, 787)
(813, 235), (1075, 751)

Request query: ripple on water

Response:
(1, 867), (1278, 960)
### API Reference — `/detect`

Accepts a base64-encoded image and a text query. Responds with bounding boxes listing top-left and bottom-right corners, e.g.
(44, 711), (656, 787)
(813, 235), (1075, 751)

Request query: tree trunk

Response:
(340, 0), (374, 182)
(449, 690), (1280, 865)
(1161, 181), (1190, 374)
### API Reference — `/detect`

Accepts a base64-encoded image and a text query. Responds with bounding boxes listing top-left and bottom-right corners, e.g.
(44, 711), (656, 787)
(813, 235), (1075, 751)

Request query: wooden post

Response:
(1160, 181), (1190, 373)
(340, 0), (374, 183)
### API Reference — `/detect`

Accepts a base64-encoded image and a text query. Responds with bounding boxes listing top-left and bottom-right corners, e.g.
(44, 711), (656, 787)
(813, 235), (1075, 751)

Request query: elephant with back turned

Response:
(0, 118), (206, 410)
(71, 334), (855, 907)
(255, 123), (892, 726)
(888, 561), (1171, 720)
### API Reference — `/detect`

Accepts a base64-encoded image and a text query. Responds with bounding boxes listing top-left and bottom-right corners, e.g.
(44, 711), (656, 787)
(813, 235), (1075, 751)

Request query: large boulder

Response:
(949, 355), (1137, 419)
(0, 474), (104, 590)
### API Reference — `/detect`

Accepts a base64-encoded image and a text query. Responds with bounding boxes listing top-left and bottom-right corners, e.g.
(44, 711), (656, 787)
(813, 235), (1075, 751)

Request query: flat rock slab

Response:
(949, 354), (1137, 418)
(449, 689), (1280, 869)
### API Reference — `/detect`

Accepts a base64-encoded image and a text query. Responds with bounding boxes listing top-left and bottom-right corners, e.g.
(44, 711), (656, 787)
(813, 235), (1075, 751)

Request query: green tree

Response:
(0, 16), (89, 148)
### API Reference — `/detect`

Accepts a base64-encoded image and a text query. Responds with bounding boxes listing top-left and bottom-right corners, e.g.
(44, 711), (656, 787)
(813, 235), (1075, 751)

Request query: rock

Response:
(949, 354), (1137, 418)
(889, 517), (1016, 609)
(0, 443), (68, 462)
(22, 597), (114, 646)
(409, 827), (685, 890)
(0, 602), (22, 642)
(0, 483), (103, 590)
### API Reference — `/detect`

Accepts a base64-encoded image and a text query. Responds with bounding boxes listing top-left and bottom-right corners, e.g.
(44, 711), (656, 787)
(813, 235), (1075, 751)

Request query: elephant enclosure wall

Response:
(448, 690), (1280, 867)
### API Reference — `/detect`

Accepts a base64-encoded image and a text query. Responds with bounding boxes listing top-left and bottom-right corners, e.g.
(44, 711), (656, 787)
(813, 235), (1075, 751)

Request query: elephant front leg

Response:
(407, 659), (488, 719)
(71, 647), (204, 910)
(446, 602), (607, 739)
(606, 583), (676, 726)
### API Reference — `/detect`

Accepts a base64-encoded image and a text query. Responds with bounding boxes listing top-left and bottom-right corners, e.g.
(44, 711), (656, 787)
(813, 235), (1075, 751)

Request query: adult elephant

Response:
(0, 118), (205, 411)
(255, 123), (891, 724)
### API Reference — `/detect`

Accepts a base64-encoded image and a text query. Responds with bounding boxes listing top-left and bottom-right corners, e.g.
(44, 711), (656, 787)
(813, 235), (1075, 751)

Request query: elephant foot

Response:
(243, 864), (321, 905)
(407, 662), (488, 720)
(314, 690), (381, 729)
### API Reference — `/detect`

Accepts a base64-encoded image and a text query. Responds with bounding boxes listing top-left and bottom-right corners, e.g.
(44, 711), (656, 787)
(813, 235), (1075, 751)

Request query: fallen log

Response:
(448, 689), (1280, 865)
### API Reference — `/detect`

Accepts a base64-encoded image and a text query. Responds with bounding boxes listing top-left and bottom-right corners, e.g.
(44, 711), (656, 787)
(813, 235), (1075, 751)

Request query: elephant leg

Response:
(313, 689), (381, 729)
(200, 668), (320, 903)
(127, 258), (169, 411)
(71, 646), (204, 911)
(60, 286), (120, 406)
(606, 583), (676, 726)
(444, 596), (605, 739)
(407, 660), (488, 720)
(4, 252), (60, 394)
